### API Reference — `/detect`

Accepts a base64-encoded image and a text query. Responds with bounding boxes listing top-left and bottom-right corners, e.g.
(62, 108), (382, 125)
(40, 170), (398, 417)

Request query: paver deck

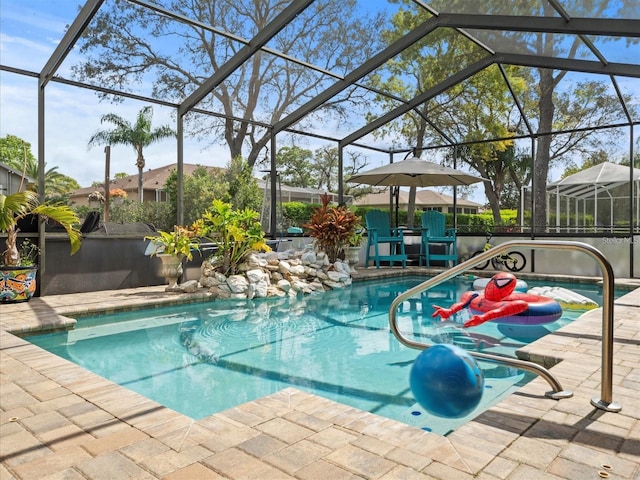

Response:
(1, 267), (639, 479)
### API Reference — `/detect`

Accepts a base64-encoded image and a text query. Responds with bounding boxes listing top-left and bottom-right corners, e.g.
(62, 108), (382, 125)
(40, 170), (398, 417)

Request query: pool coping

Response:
(1, 268), (639, 479)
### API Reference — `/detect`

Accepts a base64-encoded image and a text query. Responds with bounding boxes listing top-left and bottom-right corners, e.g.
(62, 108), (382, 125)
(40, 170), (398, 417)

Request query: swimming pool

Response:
(27, 276), (607, 435)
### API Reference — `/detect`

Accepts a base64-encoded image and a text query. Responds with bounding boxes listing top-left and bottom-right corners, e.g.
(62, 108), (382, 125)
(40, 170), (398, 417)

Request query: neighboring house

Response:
(69, 163), (222, 206)
(256, 179), (352, 205)
(70, 162), (350, 207)
(353, 188), (483, 214)
(0, 160), (35, 195)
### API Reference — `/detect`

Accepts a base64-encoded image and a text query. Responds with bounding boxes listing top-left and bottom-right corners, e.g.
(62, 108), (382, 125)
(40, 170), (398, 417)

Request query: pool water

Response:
(28, 276), (607, 435)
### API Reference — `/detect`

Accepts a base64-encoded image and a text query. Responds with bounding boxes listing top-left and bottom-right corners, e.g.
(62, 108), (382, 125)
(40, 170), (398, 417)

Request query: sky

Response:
(1, 0), (638, 203)
(0, 0), (227, 189)
(0, 0), (399, 192)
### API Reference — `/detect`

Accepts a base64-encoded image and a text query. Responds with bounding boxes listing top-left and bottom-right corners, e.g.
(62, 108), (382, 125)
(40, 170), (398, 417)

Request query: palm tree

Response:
(88, 106), (175, 202)
(22, 157), (79, 202)
(0, 135), (79, 201)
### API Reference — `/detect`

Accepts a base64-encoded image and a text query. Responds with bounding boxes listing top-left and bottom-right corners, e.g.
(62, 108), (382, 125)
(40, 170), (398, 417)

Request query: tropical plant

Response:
(1, 189), (82, 267)
(303, 193), (360, 263)
(1, 141), (82, 267)
(107, 200), (174, 232)
(87, 106), (175, 202)
(193, 200), (270, 276)
(145, 225), (199, 261)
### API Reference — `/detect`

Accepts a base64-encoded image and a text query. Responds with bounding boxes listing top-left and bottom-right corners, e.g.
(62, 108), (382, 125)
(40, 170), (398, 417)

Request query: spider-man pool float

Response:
(432, 272), (562, 327)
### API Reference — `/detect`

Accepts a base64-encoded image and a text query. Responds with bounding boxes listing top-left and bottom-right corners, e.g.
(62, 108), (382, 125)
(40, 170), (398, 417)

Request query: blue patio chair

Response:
(420, 210), (457, 267)
(364, 210), (407, 269)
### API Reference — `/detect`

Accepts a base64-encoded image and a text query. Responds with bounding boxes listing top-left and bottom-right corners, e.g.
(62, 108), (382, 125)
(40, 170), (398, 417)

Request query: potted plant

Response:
(1, 189), (82, 303)
(302, 193), (360, 263)
(145, 225), (199, 290)
(88, 190), (104, 207)
(109, 188), (127, 205)
(345, 227), (365, 269)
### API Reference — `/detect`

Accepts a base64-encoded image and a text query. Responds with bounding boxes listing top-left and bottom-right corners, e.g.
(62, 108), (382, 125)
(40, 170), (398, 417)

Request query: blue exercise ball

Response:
(409, 344), (484, 419)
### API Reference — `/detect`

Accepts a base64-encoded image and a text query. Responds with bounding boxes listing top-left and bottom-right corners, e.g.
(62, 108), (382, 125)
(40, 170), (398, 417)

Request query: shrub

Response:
(193, 200), (270, 276)
(282, 201), (314, 230)
(302, 194), (360, 263)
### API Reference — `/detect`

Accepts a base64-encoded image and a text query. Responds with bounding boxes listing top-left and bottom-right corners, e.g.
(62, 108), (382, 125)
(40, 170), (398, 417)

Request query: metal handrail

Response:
(389, 240), (621, 412)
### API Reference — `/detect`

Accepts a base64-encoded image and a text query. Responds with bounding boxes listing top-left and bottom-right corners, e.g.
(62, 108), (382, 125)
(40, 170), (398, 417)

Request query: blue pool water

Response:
(28, 276), (609, 435)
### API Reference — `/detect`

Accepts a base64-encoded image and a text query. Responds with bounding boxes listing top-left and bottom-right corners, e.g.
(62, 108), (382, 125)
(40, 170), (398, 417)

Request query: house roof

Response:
(256, 180), (351, 205)
(0, 160), (36, 186)
(70, 163), (222, 197)
(70, 163), (348, 205)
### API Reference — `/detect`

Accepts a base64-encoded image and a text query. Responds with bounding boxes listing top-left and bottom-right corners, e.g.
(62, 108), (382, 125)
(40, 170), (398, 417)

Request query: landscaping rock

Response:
(199, 248), (355, 300)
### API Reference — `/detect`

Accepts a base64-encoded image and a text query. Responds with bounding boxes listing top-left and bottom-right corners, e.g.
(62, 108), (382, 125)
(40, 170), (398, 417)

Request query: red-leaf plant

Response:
(303, 193), (361, 263)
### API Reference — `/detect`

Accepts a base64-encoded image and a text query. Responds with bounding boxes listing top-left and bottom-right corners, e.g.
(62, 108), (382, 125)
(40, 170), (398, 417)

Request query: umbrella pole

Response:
(394, 187), (400, 228)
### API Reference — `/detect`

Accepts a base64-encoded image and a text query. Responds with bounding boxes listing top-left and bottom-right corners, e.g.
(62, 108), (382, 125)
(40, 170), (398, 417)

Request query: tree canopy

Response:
(364, 0), (635, 230)
(74, 0), (384, 168)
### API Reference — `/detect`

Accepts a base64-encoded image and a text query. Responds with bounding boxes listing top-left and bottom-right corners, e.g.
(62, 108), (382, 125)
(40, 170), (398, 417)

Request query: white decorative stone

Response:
(198, 247), (354, 299)
(303, 266), (317, 277)
(334, 260), (349, 273)
(301, 251), (316, 264)
(288, 289), (299, 298)
(245, 253), (261, 268)
(246, 268), (265, 283)
(267, 286), (287, 297)
(254, 279), (269, 298)
(209, 286), (232, 298)
(310, 280), (325, 291)
(227, 275), (249, 293)
(291, 280), (307, 292)
(289, 264), (306, 276)
(327, 270), (348, 282)
(278, 261), (291, 274)
(199, 276), (216, 288)
(179, 280), (199, 293)
(323, 280), (342, 289)
(266, 253), (280, 265)
(277, 279), (291, 292)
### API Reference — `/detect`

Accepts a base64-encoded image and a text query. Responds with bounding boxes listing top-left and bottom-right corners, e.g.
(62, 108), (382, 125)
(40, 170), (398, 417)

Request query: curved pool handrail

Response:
(389, 239), (621, 412)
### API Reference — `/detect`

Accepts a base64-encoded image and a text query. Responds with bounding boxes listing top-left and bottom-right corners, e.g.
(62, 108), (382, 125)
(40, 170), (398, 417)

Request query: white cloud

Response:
(0, 71), (230, 187)
(0, 1), (233, 188)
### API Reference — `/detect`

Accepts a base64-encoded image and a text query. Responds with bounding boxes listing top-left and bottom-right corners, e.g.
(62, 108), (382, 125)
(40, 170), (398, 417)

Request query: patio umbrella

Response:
(347, 156), (486, 188)
(347, 156), (486, 226)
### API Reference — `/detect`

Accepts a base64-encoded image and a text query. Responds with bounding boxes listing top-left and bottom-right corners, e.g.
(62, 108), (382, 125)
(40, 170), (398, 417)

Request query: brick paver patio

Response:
(1, 268), (639, 479)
